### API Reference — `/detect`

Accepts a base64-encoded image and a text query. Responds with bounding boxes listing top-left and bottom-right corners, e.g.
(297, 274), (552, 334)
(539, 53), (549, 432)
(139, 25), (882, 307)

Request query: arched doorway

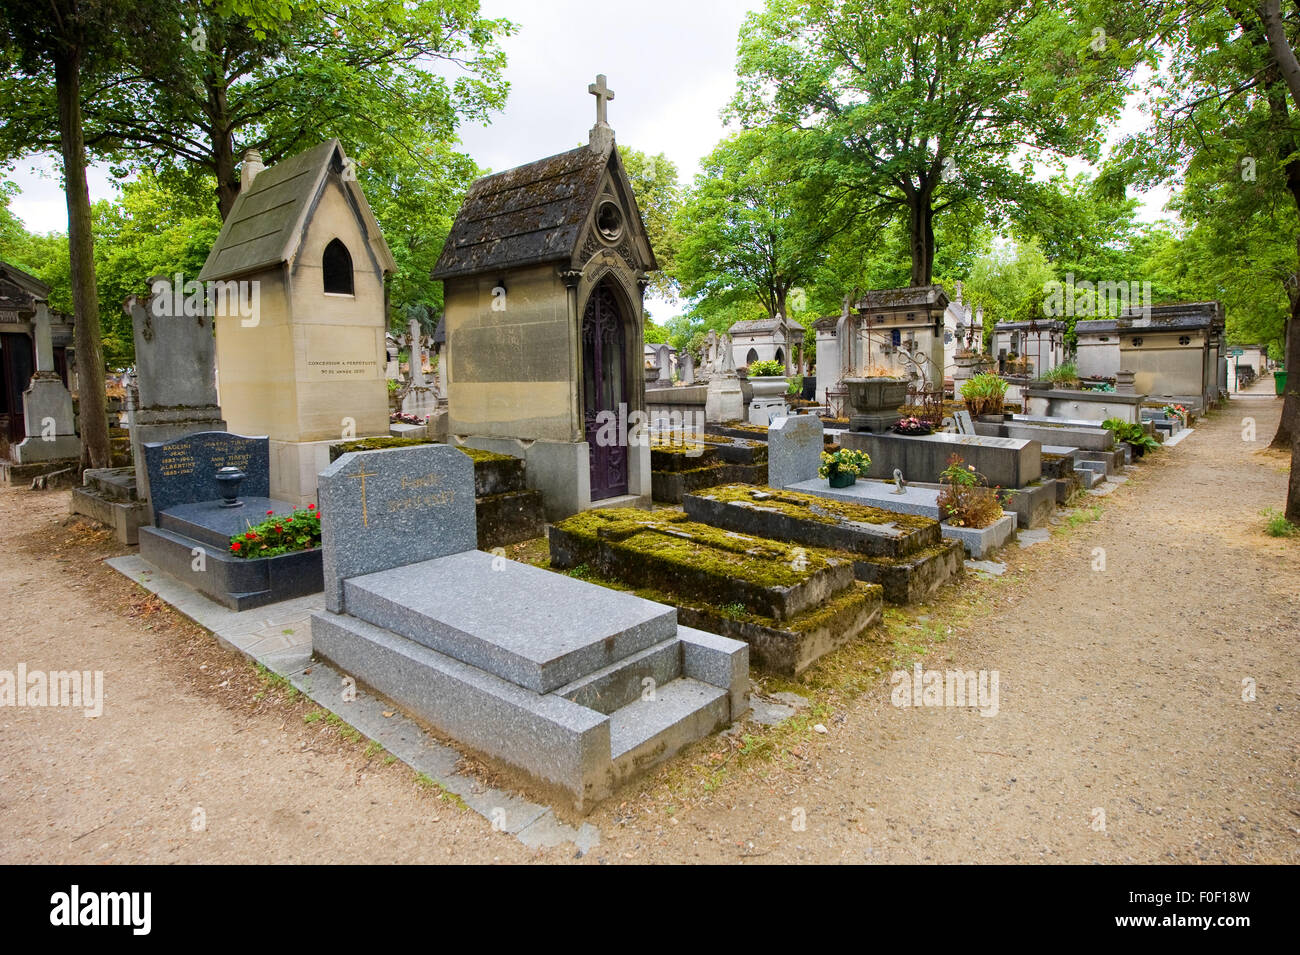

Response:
(745, 347), (759, 365)
(582, 280), (628, 500)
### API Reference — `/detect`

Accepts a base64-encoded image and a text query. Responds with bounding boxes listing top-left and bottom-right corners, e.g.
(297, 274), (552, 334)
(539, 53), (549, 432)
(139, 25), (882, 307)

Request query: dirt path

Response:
(1, 395), (1296, 864)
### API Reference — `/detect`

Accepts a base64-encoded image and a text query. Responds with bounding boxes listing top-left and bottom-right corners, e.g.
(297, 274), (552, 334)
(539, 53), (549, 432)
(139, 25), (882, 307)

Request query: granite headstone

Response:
(767, 415), (825, 489)
(317, 443), (476, 612)
(143, 431), (269, 519)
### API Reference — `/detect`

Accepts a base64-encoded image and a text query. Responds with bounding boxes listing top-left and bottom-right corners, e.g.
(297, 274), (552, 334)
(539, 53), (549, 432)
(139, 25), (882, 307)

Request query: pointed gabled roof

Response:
(200, 139), (396, 281)
(0, 259), (51, 306)
(432, 141), (657, 280)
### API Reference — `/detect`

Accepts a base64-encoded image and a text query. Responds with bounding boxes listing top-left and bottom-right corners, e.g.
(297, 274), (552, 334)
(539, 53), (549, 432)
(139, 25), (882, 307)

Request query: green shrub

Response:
(1263, 509), (1297, 537)
(747, 359), (786, 377)
(1043, 362), (1079, 385)
(960, 373), (1009, 416)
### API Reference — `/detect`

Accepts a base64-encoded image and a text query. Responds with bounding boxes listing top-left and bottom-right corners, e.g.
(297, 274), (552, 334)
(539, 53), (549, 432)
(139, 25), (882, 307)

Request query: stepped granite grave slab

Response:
(137, 432), (322, 610)
(311, 443), (748, 811)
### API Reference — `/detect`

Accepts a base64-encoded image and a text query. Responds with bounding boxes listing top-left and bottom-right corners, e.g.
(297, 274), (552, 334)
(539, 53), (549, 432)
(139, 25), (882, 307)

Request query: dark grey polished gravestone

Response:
(138, 431), (320, 610)
(143, 431), (269, 519)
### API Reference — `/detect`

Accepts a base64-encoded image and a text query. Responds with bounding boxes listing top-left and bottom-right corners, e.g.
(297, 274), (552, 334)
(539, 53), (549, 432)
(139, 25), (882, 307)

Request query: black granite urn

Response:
(215, 466), (246, 507)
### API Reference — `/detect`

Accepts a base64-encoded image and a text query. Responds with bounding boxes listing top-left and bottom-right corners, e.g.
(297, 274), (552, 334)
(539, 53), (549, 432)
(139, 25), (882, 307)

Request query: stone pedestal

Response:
(705, 374), (744, 424)
(747, 376), (789, 426)
(1115, 369), (1136, 395)
(12, 373), (80, 464)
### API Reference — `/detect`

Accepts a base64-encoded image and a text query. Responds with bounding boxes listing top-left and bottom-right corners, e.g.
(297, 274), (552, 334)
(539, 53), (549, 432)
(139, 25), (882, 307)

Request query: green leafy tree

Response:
(86, 0), (514, 219)
(731, 0), (1148, 286)
(675, 127), (853, 321)
(1122, 0), (1300, 514)
(0, 0), (171, 467)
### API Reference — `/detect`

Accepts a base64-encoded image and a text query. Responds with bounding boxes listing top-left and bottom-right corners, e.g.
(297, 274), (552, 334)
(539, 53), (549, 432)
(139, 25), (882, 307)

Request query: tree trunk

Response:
(907, 190), (935, 286)
(1260, 1), (1300, 106)
(1289, 425), (1300, 523)
(1271, 293), (1298, 450)
(55, 50), (109, 470)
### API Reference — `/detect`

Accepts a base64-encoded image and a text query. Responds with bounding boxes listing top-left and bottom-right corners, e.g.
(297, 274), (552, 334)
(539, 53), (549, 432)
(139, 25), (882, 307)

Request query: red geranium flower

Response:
(231, 541), (241, 552)
(307, 503), (316, 510)
(267, 509), (274, 516)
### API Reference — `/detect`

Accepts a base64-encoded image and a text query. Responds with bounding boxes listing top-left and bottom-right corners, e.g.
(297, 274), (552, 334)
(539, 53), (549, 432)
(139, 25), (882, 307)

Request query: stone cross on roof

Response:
(589, 74), (614, 126)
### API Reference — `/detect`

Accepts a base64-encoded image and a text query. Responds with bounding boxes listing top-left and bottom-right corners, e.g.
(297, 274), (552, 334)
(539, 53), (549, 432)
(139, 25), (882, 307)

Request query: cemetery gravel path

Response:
(0, 393), (1296, 864)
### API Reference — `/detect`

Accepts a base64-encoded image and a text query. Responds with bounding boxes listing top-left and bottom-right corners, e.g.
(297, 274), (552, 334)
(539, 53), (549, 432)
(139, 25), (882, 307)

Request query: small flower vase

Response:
(827, 466), (856, 488)
(215, 466), (246, 508)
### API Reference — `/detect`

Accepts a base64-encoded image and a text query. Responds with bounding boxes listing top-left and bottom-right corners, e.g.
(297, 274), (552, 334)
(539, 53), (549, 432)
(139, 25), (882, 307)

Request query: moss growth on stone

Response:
(697, 483), (937, 531)
(331, 435), (431, 459)
(787, 583), (882, 635)
(456, 446), (517, 464)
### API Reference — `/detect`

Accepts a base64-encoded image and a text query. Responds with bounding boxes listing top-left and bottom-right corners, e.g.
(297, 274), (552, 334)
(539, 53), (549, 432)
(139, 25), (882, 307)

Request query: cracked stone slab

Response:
(965, 559), (1007, 577)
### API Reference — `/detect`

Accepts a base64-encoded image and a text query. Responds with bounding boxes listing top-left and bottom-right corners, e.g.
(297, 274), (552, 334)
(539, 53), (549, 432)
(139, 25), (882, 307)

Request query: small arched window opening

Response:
(323, 238), (354, 295)
(746, 348), (760, 365)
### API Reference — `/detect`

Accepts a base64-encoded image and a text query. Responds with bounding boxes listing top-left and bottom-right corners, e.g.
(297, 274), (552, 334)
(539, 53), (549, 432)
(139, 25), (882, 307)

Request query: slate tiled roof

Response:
(1116, 301), (1224, 330)
(432, 143), (650, 280)
(729, 315), (805, 338)
(200, 140), (395, 281)
(856, 285), (949, 310)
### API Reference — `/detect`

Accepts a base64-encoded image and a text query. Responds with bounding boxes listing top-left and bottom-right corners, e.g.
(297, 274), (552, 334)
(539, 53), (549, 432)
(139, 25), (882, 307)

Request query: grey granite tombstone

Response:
(143, 431), (269, 518)
(317, 443), (476, 612)
(679, 351), (695, 385)
(767, 415), (825, 489)
(126, 285), (226, 510)
(657, 344), (674, 383)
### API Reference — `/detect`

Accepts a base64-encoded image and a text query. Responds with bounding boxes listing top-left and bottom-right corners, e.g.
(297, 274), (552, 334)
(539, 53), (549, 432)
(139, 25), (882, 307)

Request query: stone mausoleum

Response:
(432, 76), (658, 519)
(201, 140), (396, 504)
(728, 314), (806, 375)
(1094, 301), (1225, 411)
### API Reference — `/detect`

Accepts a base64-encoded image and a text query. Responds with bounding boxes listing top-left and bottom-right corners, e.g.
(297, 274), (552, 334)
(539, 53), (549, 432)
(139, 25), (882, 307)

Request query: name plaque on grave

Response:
(143, 431), (271, 519)
(317, 444), (477, 612)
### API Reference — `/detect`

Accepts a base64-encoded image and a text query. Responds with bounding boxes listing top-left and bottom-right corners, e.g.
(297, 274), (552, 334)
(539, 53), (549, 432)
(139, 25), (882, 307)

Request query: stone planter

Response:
(845, 376), (909, 433)
(747, 375), (789, 426)
(748, 376), (789, 399)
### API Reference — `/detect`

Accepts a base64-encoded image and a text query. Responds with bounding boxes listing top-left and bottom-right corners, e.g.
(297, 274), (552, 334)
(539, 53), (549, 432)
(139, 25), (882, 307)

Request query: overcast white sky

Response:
(6, 0), (1170, 301)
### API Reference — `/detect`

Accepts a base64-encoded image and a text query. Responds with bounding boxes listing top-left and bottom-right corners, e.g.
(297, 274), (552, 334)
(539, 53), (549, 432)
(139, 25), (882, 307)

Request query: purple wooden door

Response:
(582, 282), (628, 500)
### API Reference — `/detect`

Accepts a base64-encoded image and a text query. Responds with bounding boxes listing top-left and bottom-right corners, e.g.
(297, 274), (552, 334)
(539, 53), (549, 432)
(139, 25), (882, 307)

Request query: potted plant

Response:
(819, 448), (871, 487)
(960, 372), (1009, 417)
(1101, 417), (1159, 457)
(937, 455), (1004, 528)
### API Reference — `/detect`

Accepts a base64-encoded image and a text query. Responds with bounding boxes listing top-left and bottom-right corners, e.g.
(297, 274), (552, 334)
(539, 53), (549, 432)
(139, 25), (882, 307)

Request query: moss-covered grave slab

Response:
(683, 484), (962, 604)
(548, 508), (881, 674)
(648, 437), (767, 504)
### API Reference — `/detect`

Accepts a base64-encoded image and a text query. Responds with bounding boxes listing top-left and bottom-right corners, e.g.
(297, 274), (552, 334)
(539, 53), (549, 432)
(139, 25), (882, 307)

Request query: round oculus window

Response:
(596, 200), (624, 243)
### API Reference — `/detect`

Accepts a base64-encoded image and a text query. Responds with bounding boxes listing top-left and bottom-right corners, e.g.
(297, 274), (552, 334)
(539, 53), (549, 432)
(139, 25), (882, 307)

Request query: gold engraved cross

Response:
(348, 468), (378, 527)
